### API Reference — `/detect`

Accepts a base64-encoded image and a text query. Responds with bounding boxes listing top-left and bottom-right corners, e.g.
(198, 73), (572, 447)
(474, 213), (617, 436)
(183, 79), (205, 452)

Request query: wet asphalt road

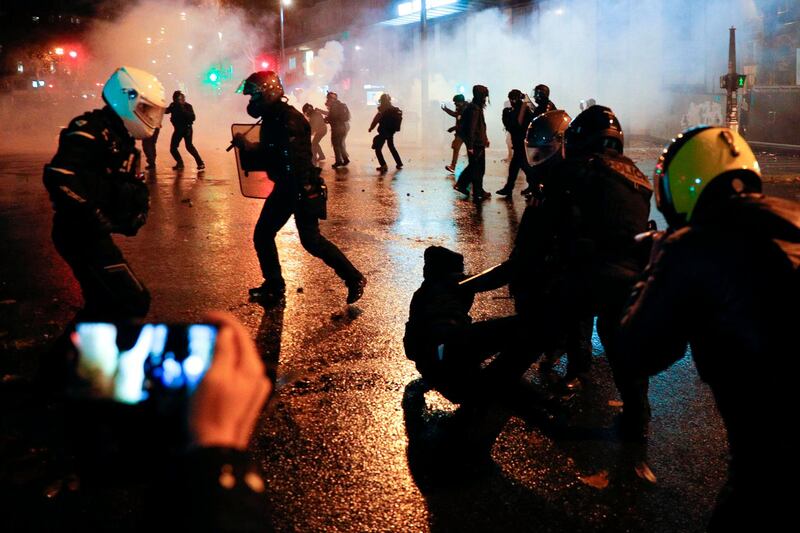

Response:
(1, 139), (799, 532)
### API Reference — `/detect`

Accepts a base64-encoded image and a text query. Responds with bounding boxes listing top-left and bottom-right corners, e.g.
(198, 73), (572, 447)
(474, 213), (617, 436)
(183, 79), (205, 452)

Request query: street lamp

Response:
(280, 0), (292, 71)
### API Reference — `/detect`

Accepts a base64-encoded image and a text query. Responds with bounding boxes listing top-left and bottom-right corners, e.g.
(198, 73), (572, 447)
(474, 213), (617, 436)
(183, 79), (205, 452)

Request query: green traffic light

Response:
(737, 75), (746, 88)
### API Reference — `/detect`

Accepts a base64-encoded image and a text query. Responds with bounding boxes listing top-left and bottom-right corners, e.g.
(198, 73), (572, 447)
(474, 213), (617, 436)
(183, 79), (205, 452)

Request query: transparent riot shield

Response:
(231, 123), (274, 199)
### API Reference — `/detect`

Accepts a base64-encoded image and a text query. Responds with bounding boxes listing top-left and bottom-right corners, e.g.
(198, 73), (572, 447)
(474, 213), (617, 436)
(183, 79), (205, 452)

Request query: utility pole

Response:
(719, 27), (746, 132)
(280, 1), (286, 71)
(420, 0), (428, 147)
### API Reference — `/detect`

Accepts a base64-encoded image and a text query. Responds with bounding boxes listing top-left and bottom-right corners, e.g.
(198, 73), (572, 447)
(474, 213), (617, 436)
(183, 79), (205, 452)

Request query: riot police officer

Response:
(43, 66), (165, 320)
(496, 89), (534, 196)
(618, 126), (799, 531)
(532, 84), (556, 117)
(232, 71), (366, 305)
(460, 106), (653, 438)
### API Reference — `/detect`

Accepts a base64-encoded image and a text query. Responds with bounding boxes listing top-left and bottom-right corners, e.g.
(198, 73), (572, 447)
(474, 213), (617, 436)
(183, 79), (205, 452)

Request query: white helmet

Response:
(102, 66), (166, 139)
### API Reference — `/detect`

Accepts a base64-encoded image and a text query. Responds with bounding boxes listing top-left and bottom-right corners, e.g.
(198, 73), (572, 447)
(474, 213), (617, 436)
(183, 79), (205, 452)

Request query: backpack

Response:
(383, 106), (403, 132)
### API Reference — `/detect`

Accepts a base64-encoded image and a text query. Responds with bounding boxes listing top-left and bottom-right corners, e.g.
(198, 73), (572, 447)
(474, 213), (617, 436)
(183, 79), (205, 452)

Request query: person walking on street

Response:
(442, 94), (466, 173)
(454, 85), (491, 203)
(166, 90), (204, 171)
(323, 92), (351, 168)
(232, 71), (367, 305)
(302, 103), (327, 163)
(368, 93), (403, 172)
(496, 89), (535, 196)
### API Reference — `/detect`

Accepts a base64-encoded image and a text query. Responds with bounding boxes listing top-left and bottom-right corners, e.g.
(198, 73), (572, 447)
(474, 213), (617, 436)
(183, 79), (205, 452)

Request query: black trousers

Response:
(170, 126), (203, 166)
(142, 127), (160, 167)
(330, 124), (350, 164)
(500, 144), (532, 191)
(52, 217), (150, 320)
(253, 181), (361, 287)
(455, 147), (486, 199)
(311, 131), (326, 161)
(374, 133), (402, 167)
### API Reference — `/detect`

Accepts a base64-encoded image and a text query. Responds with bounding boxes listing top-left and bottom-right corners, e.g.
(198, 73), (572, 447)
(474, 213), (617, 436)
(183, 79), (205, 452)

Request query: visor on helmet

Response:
(135, 101), (165, 130)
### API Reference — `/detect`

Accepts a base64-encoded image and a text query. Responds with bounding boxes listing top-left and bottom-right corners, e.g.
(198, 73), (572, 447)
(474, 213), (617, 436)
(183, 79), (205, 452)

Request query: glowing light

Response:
(261, 61), (269, 68)
(68, 50), (78, 58)
(161, 357), (183, 388)
(179, 12), (187, 21)
(48, 84), (53, 88)
(54, 47), (64, 55)
(554, 8), (565, 15)
(355, 45), (362, 51)
(187, 44), (193, 50)
(218, 32), (223, 41)
(304, 50), (314, 76)
(282, 0), (292, 6)
(209, 72), (218, 82)
(152, 59), (157, 64)
(146, 37), (152, 44)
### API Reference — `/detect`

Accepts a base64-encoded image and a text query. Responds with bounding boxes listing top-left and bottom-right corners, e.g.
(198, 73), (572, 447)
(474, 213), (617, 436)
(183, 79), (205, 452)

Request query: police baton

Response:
(226, 119), (262, 152)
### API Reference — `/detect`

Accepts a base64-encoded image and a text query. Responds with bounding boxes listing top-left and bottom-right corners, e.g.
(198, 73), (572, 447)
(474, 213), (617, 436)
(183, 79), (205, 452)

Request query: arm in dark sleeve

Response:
(178, 447), (273, 532)
(165, 103), (173, 115)
(618, 235), (693, 378)
(369, 112), (381, 132)
(186, 103), (196, 123)
(442, 106), (458, 118)
(44, 122), (115, 231)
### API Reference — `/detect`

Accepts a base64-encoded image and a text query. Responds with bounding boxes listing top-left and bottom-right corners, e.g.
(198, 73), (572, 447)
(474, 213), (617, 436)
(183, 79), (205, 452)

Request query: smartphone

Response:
(68, 322), (218, 405)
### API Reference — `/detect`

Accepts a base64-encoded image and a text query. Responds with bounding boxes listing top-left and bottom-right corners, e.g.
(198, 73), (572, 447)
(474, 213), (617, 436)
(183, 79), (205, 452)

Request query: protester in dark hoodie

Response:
(368, 93), (403, 172)
(302, 103), (327, 163)
(165, 90), (204, 170)
(453, 85), (491, 203)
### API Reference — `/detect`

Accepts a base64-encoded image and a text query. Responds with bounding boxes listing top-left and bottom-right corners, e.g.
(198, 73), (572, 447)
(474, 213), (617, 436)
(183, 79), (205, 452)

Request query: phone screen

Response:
(69, 322), (217, 405)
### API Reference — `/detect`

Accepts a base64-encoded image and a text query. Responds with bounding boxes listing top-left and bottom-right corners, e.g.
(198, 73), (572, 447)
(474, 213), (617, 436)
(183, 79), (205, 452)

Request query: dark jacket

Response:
(461, 148), (652, 317)
(459, 102), (488, 150)
(175, 447), (273, 532)
(369, 103), (401, 136)
(533, 99), (556, 118)
(502, 103), (534, 146)
(325, 100), (350, 129)
(247, 100), (315, 187)
(43, 106), (148, 236)
(618, 194), (800, 473)
(306, 108), (327, 136)
(166, 102), (196, 128)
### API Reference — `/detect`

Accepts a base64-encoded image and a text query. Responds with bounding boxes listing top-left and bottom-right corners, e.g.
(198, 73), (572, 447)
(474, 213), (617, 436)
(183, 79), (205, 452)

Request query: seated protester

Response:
(404, 246), (475, 402)
(617, 127), (800, 532)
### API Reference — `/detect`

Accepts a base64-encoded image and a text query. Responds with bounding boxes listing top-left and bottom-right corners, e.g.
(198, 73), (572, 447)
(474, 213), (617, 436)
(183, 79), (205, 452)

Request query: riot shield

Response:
(231, 123), (274, 199)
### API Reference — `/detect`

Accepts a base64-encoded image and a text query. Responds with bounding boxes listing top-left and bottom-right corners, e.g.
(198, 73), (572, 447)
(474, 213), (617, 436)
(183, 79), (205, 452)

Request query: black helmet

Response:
(453, 93), (466, 103)
(563, 105), (624, 158)
(302, 103), (313, 114)
(533, 84), (550, 104)
(238, 71), (284, 103)
(525, 109), (571, 167)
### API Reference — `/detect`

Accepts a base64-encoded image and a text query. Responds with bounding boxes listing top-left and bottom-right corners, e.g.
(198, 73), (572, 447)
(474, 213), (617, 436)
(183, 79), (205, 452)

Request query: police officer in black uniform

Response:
(618, 126), (799, 531)
(43, 66), (165, 321)
(232, 71), (366, 305)
(460, 106), (653, 439)
(532, 84), (556, 117)
(496, 89), (534, 196)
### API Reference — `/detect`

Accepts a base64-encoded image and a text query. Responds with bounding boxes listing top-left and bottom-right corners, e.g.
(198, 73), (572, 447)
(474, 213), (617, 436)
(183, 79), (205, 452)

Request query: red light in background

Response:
(69, 50), (78, 58)
(54, 47), (65, 55)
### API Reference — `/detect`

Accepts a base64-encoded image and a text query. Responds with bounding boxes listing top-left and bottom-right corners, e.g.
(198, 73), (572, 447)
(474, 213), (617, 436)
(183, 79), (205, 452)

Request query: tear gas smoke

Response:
(334, 0), (757, 155)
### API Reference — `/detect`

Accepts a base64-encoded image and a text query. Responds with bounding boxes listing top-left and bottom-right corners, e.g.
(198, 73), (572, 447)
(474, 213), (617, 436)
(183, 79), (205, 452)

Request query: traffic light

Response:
(719, 73), (747, 91)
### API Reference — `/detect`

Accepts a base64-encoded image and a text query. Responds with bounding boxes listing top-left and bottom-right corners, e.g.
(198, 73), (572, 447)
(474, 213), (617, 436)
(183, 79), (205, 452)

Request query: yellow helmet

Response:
(654, 126), (762, 227)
